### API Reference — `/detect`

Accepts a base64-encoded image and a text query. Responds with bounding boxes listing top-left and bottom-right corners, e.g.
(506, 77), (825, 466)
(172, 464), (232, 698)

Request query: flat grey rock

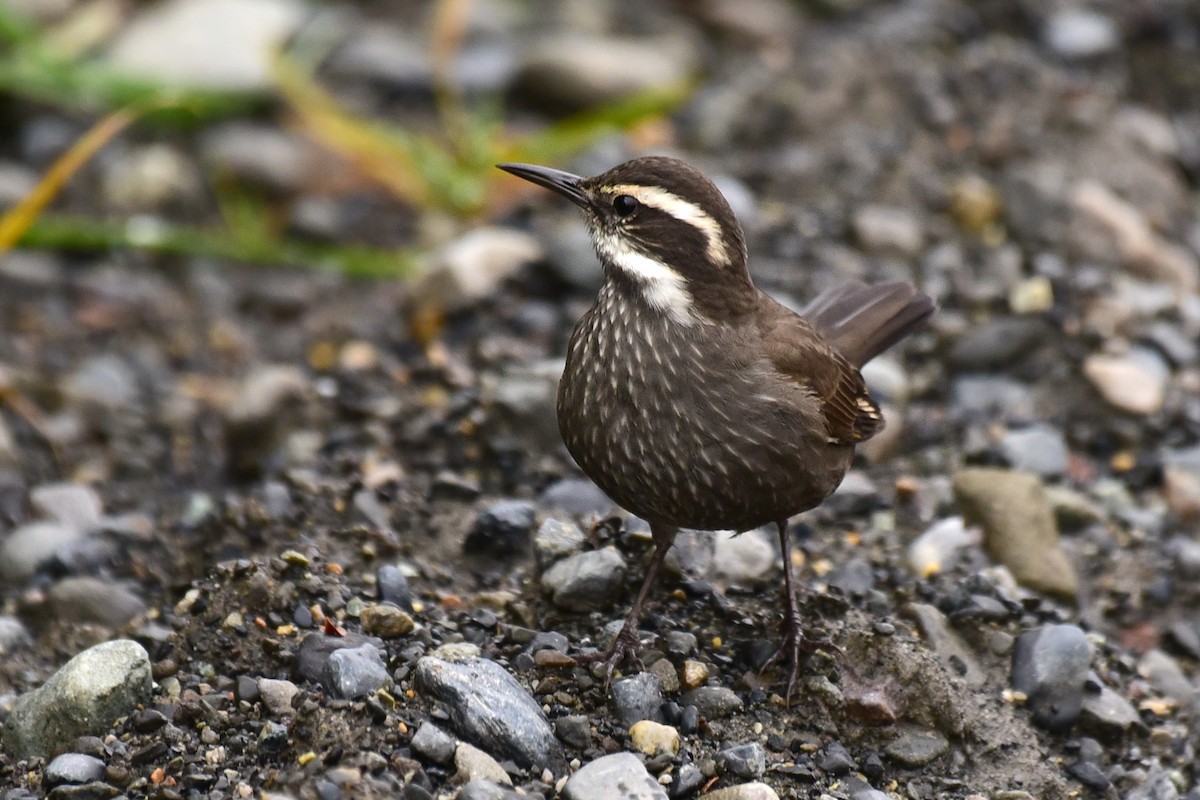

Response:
(562, 752), (667, 800)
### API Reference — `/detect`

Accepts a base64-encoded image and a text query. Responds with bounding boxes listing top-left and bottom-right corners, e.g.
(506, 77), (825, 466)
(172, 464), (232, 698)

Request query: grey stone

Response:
(515, 34), (695, 112)
(953, 468), (1078, 599)
(906, 517), (980, 579)
(713, 527), (776, 584)
(0, 522), (83, 585)
(413, 656), (560, 768)
(457, 780), (522, 800)
(202, 123), (318, 192)
(702, 785), (780, 800)
(49, 577), (147, 626)
(542, 547), (627, 612)
(717, 742), (766, 780)
(681, 686), (743, 718)
(562, 752), (667, 800)
(951, 376), (1037, 419)
(538, 479), (614, 518)
(322, 643), (389, 699)
(2, 639), (152, 758)
(1079, 685), (1142, 738)
(533, 518), (587, 568)
(901, 603), (986, 687)
(410, 721), (456, 765)
(883, 725), (949, 766)
(853, 204), (924, 256)
(454, 741), (511, 785)
(63, 354), (140, 417)
(294, 631), (383, 682)
(670, 763), (704, 798)
(375, 565), (413, 610)
(415, 228), (541, 313)
(554, 715), (591, 749)
(1044, 9), (1119, 59)
(465, 500), (538, 557)
(480, 359), (564, 450)
(948, 318), (1049, 371)
(818, 741), (857, 774)
(999, 425), (1069, 477)
(257, 678), (299, 716)
(106, 0), (307, 91)
(30, 483), (104, 530)
(0, 616), (31, 654)
(1138, 650), (1197, 705)
(44, 753), (106, 786)
(1011, 624), (1091, 730)
(327, 24), (430, 89)
(610, 672), (663, 726)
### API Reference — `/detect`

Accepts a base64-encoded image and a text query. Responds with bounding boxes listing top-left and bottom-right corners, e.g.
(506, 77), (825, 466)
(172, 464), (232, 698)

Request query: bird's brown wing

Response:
(758, 297), (884, 445)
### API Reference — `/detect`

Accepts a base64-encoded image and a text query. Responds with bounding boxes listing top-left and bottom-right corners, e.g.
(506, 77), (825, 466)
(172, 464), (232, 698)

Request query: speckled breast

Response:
(556, 284), (853, 532)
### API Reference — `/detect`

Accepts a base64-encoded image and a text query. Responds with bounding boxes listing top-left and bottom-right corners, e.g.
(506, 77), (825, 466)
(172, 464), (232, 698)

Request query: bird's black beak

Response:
(497, 163), (589, 209)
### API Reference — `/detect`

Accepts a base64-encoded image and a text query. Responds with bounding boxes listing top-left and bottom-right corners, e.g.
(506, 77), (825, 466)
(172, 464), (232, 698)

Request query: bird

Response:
(497, 155), (934, 698)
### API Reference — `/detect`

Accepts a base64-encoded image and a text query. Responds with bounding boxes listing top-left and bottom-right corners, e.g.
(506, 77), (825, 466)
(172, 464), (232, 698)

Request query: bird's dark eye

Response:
(612, 194), (639, 217)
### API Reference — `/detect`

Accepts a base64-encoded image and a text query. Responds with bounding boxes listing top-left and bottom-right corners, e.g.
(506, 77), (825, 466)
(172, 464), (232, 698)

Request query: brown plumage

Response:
(498, 156), (935, 699)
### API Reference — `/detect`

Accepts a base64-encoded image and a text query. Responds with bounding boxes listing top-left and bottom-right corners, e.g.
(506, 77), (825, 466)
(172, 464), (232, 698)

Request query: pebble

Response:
(223, 364), (311, 475)
(702, 785), (780, 800)
(480, 359), (565, 451)
(717, 742), (766, 780)
(0, 522), (84, 585)
(554, 715), (591, 749)
(541, 547), (627, 612)
(411, 721), (457, 766)
(952, 375), (1037, 419)
(1079, 684), (1142, 739)
(295, 631), (383, 682)
(533, 518), (587, 567)
(906, 517), (980, 578)
(106, 0), (307, 91)
(680, 686), (743, 719)
(514, 35), (695, 111)
(712, 527), (777, 584)
(1083, 350), (1169, 416)
(322, 643), (390, 699)
(416, 228), (542, 313)
(455, 741), (512, 786)
(257, 678), (299, 716)
(63, 354), (141, 419)
(29, 483), (104, 530)
(465, 500), (538, 557)
(359, 603), (415, 638)
(611, 672), (664, 726)
(457, 780), (522, 800)
(999, 425), (1069, 477)
(629, 720), (680, 757)
(0, 616), (31, 654)
(413, 656), (560, 768)
(883, 725), (949, 766)
(818, 741), (858, 774)
(1010, 624), (1091, 730)
(49, 577), (147, 626)
(680, 660), (709, 691)
(670, 762), (705, 798)
(375, 565), (413, 610)
(327, 23), (430, 90)
(952, 468), (1078, 599)
(853, 204), (924, 256)
(948, 318), (1050, 370)
(2, 639), (152, 758)
(43, 753), (107, 786)
(901, 603), (986, 687)
(1066, 759), (1111, 791)
(1137, 649), (1196, 705)
(1044, 9), (1119, 59)
(538, 479), (614, 518)
(561, 752), (668, 800)
(648, 658), (680, 693)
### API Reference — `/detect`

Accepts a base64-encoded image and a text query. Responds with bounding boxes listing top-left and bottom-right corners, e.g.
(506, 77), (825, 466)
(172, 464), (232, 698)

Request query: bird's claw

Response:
(762, 624), (844, 707)
(579, 626), (646, 689)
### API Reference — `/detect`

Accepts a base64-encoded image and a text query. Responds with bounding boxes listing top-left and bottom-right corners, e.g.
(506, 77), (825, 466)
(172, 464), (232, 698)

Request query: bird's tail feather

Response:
(802, 281), (935, 367)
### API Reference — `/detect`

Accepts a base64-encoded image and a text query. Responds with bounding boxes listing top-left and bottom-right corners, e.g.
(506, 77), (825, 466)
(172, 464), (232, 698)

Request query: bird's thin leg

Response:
(764, 519), (846, 705)
(765, 519), (805, 703)
(582, 524), (677, 681)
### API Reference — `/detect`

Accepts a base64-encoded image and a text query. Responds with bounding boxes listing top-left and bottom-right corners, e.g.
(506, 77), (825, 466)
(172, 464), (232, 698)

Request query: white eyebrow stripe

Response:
(608, 183), (731, 267)
(593, 231), (699, 327)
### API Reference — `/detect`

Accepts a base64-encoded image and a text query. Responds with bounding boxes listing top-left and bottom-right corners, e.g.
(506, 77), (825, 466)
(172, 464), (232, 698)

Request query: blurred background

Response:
(1, 0), (1200, 796)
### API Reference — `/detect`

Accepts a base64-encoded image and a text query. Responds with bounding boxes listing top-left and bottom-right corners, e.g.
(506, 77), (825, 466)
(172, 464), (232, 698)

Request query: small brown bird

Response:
(498, 156), (934, 696)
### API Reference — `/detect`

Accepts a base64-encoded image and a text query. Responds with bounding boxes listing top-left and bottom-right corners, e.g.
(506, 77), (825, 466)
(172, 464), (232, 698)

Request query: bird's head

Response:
(499, 156), (755, 325)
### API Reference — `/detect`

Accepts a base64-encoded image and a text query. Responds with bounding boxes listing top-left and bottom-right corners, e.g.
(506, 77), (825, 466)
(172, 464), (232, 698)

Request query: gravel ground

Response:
(2, 0), (1200, 798)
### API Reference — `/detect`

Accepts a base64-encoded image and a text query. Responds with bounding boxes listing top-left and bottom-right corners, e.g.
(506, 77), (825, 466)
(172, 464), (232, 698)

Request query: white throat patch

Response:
(593, 231), (698, 327)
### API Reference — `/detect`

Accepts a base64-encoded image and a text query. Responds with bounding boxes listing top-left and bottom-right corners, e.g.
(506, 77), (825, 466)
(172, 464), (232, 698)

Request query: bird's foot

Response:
(578, 625), (646, 688)
(762, 623), (844, 707)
